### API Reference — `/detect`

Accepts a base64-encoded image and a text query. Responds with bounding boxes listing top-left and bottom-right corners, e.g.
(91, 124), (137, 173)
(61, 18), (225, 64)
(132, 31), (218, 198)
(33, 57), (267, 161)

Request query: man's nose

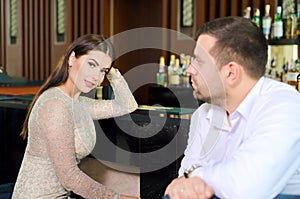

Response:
(186, 62), (197, 75)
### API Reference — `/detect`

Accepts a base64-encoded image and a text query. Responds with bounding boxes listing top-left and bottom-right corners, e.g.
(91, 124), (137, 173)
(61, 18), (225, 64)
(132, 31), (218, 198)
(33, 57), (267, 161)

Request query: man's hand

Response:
(164, 176), (214, 199)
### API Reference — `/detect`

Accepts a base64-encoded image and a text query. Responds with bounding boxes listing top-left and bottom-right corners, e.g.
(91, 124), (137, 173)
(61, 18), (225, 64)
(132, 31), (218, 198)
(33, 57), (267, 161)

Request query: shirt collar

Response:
(206, 104), (230, 131)
(206, 77), (265, 130)
(233, 77), (265, 120)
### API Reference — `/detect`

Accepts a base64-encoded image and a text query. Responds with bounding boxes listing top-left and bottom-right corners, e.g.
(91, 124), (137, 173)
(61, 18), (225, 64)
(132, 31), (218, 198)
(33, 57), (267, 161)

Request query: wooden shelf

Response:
(268, 38), (300, 46)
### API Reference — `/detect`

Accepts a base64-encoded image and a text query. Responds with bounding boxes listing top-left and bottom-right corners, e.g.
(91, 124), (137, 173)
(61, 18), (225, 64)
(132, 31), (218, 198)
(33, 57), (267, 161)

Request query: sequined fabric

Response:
(12, 72), (138, 199)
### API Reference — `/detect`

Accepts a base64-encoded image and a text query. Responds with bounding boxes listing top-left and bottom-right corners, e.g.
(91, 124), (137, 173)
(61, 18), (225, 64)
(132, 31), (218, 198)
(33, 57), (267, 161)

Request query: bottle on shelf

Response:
(168, 54), (177, 87)
(281, 59), (289, 83)
(252, 8), (261, 27)
(297, 72), (300, 92)
(285, 7), (297, 39)
(168, 58), (182, 87)
(243, 6), (251, 19)
(267, 56), (280, 80)
(181, 56), (191, 88)
(156, 56), (167, 87)
(286, 59), (299, 86)
(273, 6), (284, 39)
(262, 4), (272, 39)
(297, 1), (300, 37)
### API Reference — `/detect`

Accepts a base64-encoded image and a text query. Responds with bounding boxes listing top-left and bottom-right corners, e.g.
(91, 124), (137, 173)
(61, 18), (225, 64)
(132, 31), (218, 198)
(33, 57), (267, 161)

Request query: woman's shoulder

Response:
(36, 87), (71, 107)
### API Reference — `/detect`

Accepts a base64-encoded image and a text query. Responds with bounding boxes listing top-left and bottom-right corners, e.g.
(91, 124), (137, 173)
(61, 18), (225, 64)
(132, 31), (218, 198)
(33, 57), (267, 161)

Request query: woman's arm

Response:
(39, 99), (120, 199)
(79, 68), (138, 120)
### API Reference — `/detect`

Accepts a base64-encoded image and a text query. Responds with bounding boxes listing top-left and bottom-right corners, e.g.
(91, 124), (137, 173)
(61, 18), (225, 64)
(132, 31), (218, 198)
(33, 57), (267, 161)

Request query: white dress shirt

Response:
(179, 77), (300, 199)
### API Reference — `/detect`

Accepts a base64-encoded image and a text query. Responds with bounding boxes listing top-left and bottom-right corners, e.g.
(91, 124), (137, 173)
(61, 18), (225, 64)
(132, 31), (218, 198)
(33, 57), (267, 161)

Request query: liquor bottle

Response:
(169, 58), (181, 87)
(297, 72), (300, 91)
(252, 8), (261, 27)
(168, 55), (176, 86)
(297, 2), (300, 37)
(181, 56), (191, 88)
(281, 59), (289, 83)
(243, 6), (251, 19)
(273, 6), (284, 39)
(286, 59), (299, 86)
(262, 4), (272, 39)
(156, 56), (167, 87)
(285, 7), (297, 39)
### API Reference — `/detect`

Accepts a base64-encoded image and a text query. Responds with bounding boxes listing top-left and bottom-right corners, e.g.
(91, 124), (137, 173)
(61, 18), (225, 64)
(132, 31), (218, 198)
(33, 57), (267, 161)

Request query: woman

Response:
(12, 34), (138, 199)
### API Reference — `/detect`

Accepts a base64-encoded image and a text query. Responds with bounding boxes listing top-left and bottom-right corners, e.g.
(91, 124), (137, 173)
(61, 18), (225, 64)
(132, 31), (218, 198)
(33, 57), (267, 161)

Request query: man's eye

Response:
(196, 59), (203, 64)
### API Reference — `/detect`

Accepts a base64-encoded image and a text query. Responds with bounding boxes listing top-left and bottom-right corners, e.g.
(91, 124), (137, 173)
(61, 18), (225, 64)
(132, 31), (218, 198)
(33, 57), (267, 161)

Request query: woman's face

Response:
(68, 50), (112, 94)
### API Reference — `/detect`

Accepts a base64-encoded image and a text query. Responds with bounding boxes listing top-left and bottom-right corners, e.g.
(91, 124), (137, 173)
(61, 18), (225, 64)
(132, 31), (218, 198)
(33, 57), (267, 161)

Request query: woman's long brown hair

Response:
(20, 34), (115, 139)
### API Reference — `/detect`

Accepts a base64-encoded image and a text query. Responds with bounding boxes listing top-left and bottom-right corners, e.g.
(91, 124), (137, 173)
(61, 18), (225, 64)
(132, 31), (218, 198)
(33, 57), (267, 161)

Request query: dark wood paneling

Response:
(21, 0), (53, 80)
(209, 0), (217, 20)
(0, 0), (282, 81)
(0, 1), (6, 70)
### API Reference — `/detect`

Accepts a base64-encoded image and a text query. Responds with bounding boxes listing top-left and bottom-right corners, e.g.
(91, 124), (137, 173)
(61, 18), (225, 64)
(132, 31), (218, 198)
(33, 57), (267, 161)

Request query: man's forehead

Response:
(194, 34), (217, 57)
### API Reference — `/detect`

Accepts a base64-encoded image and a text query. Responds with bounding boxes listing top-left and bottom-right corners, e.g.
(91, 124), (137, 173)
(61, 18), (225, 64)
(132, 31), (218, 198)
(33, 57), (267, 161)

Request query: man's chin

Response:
(193, 91), (211, 103)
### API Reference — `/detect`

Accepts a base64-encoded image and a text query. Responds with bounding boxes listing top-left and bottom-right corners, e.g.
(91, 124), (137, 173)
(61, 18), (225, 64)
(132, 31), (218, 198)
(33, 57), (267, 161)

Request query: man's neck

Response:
(225, 77), (259, 114)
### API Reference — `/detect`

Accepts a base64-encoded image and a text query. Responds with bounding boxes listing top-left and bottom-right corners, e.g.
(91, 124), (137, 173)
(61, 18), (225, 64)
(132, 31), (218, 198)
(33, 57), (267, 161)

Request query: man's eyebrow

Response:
(89, 58), (99, 66)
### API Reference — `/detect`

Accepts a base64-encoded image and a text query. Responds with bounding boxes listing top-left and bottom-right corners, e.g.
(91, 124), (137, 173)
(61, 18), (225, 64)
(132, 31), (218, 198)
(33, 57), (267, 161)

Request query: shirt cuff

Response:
(190, 167), (204, 179)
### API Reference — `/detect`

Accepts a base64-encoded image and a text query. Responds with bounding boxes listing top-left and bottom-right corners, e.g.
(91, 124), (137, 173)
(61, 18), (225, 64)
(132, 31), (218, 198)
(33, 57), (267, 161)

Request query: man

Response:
(164, 16), (300, 199)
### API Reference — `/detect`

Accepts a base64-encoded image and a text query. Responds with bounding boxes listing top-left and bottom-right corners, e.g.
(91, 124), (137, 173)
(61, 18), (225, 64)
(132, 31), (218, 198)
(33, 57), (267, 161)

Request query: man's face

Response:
(186, 34), (226, 105)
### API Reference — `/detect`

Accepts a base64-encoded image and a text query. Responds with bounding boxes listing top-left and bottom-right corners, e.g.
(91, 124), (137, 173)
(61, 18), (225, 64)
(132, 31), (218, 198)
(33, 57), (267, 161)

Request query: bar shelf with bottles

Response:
(243, 1), (300, 92)
(153, 54), (201, 109)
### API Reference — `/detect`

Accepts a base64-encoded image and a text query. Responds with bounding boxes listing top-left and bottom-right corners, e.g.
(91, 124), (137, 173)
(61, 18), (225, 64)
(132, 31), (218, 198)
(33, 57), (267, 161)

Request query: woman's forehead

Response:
(87, 50), (112, 64)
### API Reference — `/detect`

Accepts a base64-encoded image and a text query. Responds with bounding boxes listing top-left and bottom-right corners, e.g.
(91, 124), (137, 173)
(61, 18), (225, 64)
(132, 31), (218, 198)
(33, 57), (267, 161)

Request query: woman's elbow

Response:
(129, 101), (138, 113)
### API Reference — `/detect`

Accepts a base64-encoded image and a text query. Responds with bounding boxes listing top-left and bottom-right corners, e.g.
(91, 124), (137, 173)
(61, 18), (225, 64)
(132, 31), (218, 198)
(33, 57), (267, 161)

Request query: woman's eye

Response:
(88, 62), (96, 68)
(100, 68), (110, 74)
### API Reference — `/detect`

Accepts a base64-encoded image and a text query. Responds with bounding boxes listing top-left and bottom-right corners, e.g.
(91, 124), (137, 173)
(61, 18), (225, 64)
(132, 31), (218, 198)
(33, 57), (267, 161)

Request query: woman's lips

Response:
(84, 80), (96, 88)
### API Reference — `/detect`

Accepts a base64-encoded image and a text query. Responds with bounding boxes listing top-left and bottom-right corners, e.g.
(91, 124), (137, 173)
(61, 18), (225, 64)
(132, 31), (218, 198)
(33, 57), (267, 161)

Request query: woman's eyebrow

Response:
(89, 58), (99, 66)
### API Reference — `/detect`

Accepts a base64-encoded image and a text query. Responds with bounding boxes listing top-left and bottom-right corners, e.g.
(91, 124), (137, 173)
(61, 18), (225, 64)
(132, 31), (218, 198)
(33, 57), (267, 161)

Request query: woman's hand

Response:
(108, 67), (116, 76)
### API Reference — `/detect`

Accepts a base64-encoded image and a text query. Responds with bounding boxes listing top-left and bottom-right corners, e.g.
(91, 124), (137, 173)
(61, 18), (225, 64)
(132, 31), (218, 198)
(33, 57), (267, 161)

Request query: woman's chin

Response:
(81, 87), (95, 94)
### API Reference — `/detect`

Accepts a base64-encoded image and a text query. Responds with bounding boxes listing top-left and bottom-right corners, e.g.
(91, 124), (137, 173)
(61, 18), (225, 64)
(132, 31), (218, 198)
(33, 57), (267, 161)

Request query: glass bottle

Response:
(286, 59), (299, 86)
(285, 7), (297, 39)
(297, 2), (300, 37)
(169, 58), (181, 87)
(168, 55), (176, 86)
(156, 56), (167, 87)
(262, 4), (272, 39)
(252, 8), (261, 27)
(181, 56), (191, 88)
(297, 72), (300, 91)
(243, 6), (251, 19)
(273, 6), (284, 39)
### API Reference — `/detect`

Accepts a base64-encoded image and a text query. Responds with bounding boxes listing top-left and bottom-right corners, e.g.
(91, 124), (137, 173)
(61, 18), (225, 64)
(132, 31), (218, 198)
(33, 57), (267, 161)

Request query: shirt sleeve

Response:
(192, 95), (300, 199)
(39, 98), (119, 199)
(79, 69), (138, 120)
(178, 107), (207, 177)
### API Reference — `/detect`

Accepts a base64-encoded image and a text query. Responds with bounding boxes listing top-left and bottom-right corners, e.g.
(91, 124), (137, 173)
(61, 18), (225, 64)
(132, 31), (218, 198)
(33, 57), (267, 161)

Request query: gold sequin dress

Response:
(12, 70), (138, 199)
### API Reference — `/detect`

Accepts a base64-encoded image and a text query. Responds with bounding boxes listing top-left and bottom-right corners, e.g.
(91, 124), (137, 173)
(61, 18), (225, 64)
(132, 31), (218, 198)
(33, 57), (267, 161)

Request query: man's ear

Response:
(68, 51), (76, 67)
(222, 62), (241, 87)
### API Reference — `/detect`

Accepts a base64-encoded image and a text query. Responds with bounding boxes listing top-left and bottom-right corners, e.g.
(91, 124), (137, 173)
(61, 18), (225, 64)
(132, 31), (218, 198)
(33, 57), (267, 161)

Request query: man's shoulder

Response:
(194, 103), (211, 114)
(260, 78), (300, 101)
(253, 78), (300, 116)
